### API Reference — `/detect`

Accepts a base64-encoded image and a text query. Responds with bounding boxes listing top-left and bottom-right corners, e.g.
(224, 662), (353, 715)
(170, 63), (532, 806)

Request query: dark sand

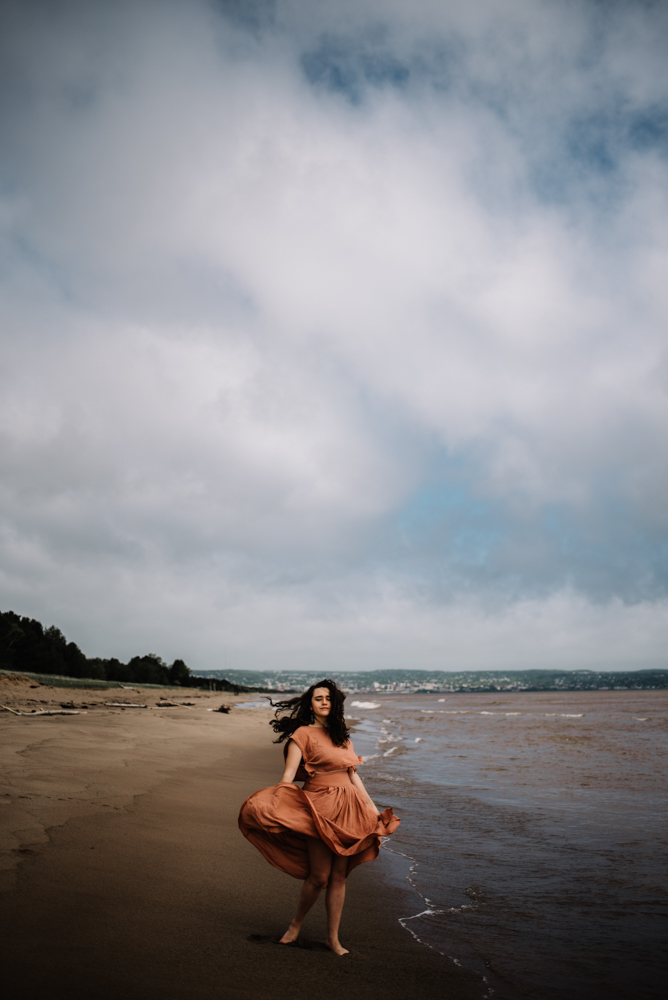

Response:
(0, 677), (481, 1000)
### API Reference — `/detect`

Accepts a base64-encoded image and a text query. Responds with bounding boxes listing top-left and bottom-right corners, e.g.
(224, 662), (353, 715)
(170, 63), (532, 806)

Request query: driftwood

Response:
(34, 709), (82, 715)
(104, 702), (148, 709)
(206, 704), (231, 714)
(1, 704), (81, 716)
(156, 701), (196, 708)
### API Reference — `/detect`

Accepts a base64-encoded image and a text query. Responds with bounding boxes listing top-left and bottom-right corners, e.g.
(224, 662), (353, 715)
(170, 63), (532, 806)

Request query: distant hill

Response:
(3, 608), (665, 694)
(192, 666), (668, 693)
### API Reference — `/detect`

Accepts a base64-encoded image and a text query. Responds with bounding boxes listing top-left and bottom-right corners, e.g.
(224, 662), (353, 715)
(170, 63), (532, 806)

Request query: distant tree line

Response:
(0, 609), (247, 691)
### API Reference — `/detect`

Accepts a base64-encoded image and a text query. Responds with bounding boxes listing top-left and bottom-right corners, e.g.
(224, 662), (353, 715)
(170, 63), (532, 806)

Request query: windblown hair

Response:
(270, 678), (350, 748)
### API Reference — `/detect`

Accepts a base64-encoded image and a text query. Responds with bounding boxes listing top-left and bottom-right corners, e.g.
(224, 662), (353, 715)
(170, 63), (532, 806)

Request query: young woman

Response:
(238, 678), (400, 955)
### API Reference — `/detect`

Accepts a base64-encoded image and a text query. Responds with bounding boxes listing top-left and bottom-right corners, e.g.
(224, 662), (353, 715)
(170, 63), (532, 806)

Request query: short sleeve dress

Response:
(238, 726), (400, 879)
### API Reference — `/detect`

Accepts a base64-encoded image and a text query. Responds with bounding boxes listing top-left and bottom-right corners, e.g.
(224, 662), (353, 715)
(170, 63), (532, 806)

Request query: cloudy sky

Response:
(1, 0), (667, 673)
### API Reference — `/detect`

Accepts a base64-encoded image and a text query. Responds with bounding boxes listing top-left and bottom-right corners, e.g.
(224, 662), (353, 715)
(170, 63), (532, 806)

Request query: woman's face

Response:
(311, 687), (331, 725)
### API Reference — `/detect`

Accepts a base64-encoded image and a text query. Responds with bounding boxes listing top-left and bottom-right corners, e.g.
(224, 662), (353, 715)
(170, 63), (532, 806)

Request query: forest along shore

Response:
(0, 674), (481, 1000)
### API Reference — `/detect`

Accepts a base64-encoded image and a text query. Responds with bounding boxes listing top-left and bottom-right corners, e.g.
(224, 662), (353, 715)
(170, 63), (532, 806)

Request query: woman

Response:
(238, 678), (400, 955)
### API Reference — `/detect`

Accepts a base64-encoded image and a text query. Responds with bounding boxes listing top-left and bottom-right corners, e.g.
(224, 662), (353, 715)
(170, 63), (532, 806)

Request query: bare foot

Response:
(325, 938), (350, 955)
(279, 921), (301, 945)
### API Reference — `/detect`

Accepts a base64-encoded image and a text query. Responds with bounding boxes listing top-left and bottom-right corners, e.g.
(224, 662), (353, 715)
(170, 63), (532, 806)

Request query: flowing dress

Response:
(238, 726), (400, 879)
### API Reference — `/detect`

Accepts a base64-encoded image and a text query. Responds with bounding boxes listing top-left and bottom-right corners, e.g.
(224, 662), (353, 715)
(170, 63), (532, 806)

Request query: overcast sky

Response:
(1, 0), (667, 673)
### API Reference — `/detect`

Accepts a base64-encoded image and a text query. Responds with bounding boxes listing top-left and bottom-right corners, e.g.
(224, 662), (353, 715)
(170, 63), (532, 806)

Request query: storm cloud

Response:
(1, 0), (667, 671)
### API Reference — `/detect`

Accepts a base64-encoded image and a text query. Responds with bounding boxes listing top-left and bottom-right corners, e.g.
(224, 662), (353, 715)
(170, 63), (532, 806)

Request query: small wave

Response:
(381, 843), (491, 997)
(414, 737), (423, 743)
(561, 713), (584, 717)
(383, 746), (398, 756)
(437, 698), (447, 702)
(399, 907), (449, 932)
(633, 717), (649, 721)
(361, 753), (381, 762)
(236, 700), (272, 709)
(351, 700), (381, 709)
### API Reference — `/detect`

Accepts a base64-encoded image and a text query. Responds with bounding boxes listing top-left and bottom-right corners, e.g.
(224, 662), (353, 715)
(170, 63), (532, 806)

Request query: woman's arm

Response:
(349, 769), (380, 814)
(279, 739), (303, 783)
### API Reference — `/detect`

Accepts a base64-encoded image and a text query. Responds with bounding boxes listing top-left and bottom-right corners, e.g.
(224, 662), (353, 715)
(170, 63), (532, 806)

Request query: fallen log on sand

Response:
(1, 704), (82, 716)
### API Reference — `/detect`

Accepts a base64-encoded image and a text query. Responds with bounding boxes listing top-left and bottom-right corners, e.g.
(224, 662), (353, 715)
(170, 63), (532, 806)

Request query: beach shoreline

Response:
(0, 676), (481, 1000)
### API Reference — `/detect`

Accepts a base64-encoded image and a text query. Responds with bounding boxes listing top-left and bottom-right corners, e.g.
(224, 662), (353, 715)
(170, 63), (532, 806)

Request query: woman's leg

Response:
(279, 837), (333, 944)
(324, 853), (349, 955)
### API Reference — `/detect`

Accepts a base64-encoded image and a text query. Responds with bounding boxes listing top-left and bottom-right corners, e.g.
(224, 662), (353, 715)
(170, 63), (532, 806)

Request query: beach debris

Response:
(206, 704), (231, 713)
(35, 709), (82, 715)
(156, 700), (196, 707)
(1, 704), (81, 715)
(104, 702), (148, 708)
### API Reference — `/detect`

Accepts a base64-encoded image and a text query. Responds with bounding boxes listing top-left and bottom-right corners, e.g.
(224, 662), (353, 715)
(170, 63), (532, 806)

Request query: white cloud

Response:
(0, 0), (667, 669)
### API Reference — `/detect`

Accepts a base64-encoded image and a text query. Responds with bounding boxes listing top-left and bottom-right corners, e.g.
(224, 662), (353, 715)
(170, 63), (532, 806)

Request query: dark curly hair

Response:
(270, 678), (350, 748)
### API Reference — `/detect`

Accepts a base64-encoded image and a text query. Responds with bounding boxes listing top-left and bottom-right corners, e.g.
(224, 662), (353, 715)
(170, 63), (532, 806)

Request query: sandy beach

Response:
(0, 675), (480, 1000)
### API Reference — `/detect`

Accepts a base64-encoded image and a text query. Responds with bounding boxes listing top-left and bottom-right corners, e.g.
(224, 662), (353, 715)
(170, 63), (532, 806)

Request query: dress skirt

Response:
(238, 770), (400, 879)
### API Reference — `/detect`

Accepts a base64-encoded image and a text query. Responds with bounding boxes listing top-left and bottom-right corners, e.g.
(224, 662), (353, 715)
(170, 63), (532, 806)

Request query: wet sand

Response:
(0, 676), (480, 1000)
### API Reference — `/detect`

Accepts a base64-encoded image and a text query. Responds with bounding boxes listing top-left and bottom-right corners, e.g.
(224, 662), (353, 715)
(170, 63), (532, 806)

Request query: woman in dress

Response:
(238, 678), (400, 955)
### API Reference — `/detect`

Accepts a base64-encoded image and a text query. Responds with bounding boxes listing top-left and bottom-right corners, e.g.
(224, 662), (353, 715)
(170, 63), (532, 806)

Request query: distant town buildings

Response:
(192, 667), (668, 694)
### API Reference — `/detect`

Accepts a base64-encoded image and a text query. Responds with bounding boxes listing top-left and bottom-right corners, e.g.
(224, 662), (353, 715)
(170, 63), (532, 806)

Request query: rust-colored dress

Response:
(238, 726), (400, 879)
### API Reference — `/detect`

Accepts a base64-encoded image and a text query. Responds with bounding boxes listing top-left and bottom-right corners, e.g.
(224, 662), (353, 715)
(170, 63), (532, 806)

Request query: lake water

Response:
(349, 690), (667, 1000)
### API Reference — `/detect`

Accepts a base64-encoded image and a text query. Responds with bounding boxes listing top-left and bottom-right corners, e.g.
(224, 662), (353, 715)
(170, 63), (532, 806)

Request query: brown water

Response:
(351, 690), (668, 1000)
